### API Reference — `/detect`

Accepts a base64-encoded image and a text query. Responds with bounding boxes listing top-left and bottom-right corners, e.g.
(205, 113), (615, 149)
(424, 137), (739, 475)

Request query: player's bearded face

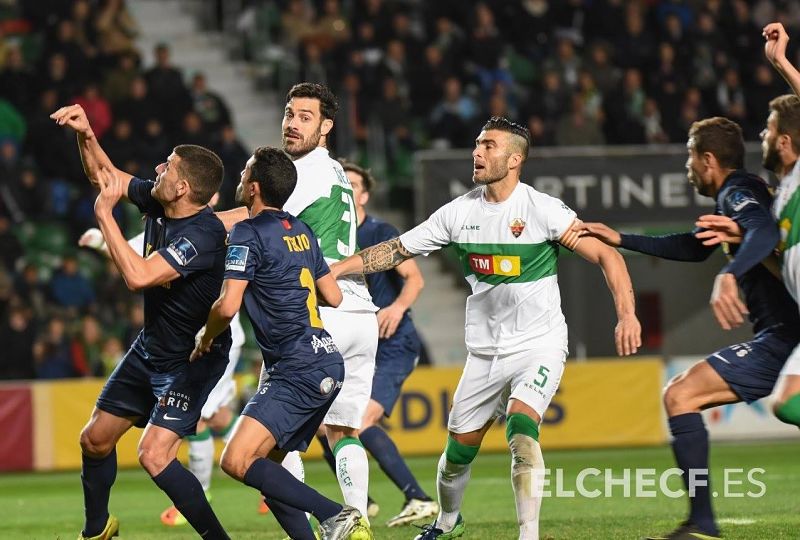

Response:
(473, 153), (509, 185)
(762, 116), (781, 173)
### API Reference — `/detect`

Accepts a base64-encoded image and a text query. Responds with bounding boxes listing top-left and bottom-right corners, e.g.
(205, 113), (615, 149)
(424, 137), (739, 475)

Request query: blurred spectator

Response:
(100, 336), (124, 375)
(144, 43), (191, 135)
(115, 76), (158, 136)
(0, 215), (22, 271)
(716, 67), (747, 125)
(0, 306), (36, 380)
(34, 316), (77, 379)
(315, 0), (351, 51)
(215, 125), (249, 209)
(604, 68), (647, 144)
(281, 0), (315, 50)
(36, 52), (75, 104)
(180, 111), (213, 148)
(49, 255), (95, 311)
(616, 6), (654, 70)
(584, 41), (620, 96)
(547, 37), (581, 90)
(103, 118), (137, 165)
(467, 3), (513, 97)
(429, 76), (479, 148)
(0, 45), (36, 114)
(71, 314), (104, 376)
(0, 98), (26, 143)
(14, 264), (48, 321)
(73, 82), (112, 139)
(102, 51), (140, 104)
(138, 118), (170, 176)
(190, 72), (232, 133)
(642, 98), (669, 144)
(94, 0), (139, 57)
(555, 94), (605, 146)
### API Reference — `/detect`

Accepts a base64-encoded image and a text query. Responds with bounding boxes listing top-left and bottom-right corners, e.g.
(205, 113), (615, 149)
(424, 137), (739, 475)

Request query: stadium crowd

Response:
(1, 0), (800, 380)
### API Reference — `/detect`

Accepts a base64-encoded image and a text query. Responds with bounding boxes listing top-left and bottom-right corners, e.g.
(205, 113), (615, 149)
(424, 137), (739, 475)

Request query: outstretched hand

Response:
(575, 222), (622, 247)
(50, 104), (93, 135)
(615, 313), (642, 356)
(694, 214), (742, 246)
(764, 22), (790, 66)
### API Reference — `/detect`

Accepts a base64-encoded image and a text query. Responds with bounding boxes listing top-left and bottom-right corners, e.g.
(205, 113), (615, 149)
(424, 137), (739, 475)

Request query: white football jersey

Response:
(284, 147), (376, 312)
(401, 182), (576, 355)
(773, 159), (800, 303)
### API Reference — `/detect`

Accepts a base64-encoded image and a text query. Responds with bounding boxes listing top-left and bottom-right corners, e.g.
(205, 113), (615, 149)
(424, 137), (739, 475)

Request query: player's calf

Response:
(506, 413), (544, 540)
(774, 393), (800, 426)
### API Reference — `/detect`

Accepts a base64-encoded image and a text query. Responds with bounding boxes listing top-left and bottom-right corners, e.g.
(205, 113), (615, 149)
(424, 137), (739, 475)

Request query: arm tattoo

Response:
(360, 238), (414, 273)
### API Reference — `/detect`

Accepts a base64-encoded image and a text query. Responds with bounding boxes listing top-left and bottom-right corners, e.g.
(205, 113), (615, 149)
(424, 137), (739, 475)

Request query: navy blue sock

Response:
(360, 425), (429, 501)
(244, 457), (342, 522)
(317, 434), (337, 474)
(81, 448), (117, 537)
(669, 413), (718, 535)
(265, 497), (316, 540)
(152, 459), (229, 540)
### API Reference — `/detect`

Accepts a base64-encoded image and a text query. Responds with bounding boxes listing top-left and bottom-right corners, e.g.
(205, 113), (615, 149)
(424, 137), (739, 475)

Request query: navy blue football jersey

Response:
(127, 177), (231, 370)
(224, 209), (336, 369)
(357, 215), (414, 333)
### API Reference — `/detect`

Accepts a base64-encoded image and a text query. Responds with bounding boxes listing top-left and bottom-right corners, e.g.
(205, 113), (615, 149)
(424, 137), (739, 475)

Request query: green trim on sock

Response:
(187, 427), (212, 442)
(505, 413), (540, 441)
(444, 436), (480, 465)
(775, 393), (800, 427)
(332, 436), (364, 456)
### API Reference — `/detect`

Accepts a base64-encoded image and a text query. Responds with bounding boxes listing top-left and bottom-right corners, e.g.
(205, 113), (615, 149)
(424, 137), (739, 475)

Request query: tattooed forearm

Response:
(360, 238), (414, 274)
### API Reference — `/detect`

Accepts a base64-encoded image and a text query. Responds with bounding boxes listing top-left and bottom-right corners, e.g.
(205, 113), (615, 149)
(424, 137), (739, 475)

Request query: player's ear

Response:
(508, 152), (523, 170)
(358, 189), (370, 207)
(320, 118), (333, 137)
(702, 151), (715, 170)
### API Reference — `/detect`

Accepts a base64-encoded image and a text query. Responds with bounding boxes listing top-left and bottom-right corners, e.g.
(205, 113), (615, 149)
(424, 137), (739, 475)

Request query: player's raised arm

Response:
(764, 22), (800, 96)
(192, 278), (247, 361)
(50, 104), (133, 191)
(93, 168), (179, 291)
(571, 235), (642, 356)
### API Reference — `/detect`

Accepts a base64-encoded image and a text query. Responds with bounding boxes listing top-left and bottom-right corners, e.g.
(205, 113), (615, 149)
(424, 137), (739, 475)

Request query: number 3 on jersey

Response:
(299, 267), (324, 328)
(337, 190), (357, 257)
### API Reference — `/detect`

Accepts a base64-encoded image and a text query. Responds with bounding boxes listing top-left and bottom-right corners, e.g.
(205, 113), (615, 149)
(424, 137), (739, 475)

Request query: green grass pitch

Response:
(2, 440), (799, 539)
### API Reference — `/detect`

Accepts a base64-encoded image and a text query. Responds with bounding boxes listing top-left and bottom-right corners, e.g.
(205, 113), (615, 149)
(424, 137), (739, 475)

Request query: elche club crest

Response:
(510, 218), (526, 238)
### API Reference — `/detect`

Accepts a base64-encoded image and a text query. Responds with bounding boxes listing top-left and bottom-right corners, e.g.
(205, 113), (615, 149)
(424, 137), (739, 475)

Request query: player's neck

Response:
(482, 177), (519, 203)
(779, 158), (798, 178)
(164, 199), (205, 219)
(249, 200), (280, 216)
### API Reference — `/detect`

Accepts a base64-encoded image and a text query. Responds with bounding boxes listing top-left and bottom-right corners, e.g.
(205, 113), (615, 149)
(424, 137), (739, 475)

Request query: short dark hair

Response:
(173, 144), (224, 205)
(481, 116), (531, 159)
(688, 117), (745, 170)
(338, 159), (375, 192)
(769, 94), (800, 154)
(249, 146), (297, 208)
(286, 82), (339, 121)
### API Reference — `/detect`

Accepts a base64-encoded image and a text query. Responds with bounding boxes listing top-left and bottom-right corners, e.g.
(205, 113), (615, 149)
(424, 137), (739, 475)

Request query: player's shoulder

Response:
(517, 182), (574, 214)
(719, 170), (772, 210)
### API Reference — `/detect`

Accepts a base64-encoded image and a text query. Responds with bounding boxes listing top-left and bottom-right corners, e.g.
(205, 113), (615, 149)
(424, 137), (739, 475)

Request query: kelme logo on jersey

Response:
(225, 245), (249, 272)
(468, 253), (521, 276)
(510, 218), (526, 238)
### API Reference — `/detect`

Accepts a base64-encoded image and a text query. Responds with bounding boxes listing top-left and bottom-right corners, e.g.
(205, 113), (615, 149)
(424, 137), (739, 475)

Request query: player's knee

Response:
(663, 380), (691, 415)
(79, 426), (114, 458)
(137, 441), (170, 475)
(219, 447), (249, 481)
(444, 435), (480, 467)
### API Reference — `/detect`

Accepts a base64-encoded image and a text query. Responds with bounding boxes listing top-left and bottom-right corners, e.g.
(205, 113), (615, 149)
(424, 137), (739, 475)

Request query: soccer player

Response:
(329, 160), (439, 527)
(217, 83), (378, 528)
(697, 23), (800, 441)
(330, 117), (642, 540)
(579, 117), (800, 540)
(77, 224), (248, 526)
(51, 104), (232, 540)
(191, 146), (364, 540)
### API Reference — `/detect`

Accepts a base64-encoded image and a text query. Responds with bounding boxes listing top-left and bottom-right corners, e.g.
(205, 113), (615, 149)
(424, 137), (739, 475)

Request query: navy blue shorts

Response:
(706, 325), (798, 403)
(242, 358), (344, 452)
(371, 326), (421, 417)
(96, 343), (229, 437)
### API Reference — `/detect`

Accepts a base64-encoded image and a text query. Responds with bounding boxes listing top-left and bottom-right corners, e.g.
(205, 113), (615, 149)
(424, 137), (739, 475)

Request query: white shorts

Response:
(320, 307), (378, 429)
(447, 344), (567, 434)
(201, 314), (245, 419)
(780, 343), (800, 376)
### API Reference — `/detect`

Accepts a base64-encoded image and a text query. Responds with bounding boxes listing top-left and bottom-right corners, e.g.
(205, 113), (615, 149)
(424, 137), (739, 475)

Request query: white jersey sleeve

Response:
(400, 202), (456, 256)
(128, 232), (145, 255)
(541, 195), (577, 241)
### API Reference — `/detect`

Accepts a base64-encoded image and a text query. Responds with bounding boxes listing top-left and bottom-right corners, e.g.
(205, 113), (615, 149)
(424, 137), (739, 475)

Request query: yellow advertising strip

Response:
(32, 359), (665, 471)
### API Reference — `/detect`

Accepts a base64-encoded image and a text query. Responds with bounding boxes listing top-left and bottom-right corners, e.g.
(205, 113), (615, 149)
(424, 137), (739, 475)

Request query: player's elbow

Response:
(123, 275), (147, 292)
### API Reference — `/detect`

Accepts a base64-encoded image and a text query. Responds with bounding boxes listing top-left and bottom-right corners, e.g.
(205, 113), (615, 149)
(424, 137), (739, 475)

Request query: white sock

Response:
(509, 434), (544, 540)
(282, 451), (305, 482)
(188, 433), (215, 492)
(436, 452), (471, 531)
(334, 438), (370, 520)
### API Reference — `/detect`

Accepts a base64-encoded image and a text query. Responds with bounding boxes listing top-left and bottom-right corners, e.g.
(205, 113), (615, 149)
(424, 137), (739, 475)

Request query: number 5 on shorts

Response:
(533, 365), (550, 388)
